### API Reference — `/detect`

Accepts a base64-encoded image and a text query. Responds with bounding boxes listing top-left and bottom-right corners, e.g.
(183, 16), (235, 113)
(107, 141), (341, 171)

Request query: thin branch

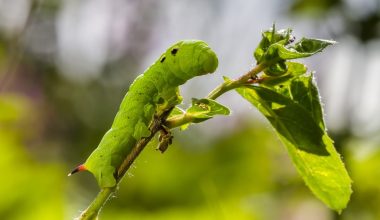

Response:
(165, 62), (267, 128)
(207, 62), (267, 100)
(78, 187), (115, 220)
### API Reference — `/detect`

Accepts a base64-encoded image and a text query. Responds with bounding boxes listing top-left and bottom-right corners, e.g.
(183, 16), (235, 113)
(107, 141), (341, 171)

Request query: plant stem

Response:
(207, 62), (267, 99)
(79, 187), (115, 220)
(164, 113), (193, 129)
(78, 62), (267, 219)
(166, 62), (267, 128)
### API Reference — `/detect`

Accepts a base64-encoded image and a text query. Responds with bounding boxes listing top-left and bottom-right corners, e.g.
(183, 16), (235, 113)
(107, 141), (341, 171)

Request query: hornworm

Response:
(69, 40), (218, 188)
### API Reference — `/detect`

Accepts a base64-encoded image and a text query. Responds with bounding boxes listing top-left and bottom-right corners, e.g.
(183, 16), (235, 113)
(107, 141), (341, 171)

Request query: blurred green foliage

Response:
(0, 95), (65, 220)
(342, 140), (380, 220)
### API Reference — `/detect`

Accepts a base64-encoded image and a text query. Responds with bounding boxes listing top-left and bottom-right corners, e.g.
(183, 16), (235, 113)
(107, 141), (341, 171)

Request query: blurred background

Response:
(1, 0), (380, 219)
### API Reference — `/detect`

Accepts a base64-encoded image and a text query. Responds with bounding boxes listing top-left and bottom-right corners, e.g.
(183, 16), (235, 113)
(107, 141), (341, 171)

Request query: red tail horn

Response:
(68, 164), (87, 176)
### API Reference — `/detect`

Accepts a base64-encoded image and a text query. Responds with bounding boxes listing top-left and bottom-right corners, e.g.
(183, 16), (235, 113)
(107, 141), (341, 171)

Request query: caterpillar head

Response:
(158, 40), (218, 83)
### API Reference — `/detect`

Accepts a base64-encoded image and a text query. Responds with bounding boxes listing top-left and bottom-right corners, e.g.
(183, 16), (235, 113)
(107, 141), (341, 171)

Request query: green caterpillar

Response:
(69, 40), (218, 188)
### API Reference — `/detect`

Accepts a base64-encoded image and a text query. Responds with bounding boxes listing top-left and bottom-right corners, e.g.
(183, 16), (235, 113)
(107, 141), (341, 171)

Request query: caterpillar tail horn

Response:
(68, 164), (87, 176)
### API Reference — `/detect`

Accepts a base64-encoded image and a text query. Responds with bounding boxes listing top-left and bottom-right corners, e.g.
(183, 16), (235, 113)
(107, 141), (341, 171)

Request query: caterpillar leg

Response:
(157, 125), (173, 153)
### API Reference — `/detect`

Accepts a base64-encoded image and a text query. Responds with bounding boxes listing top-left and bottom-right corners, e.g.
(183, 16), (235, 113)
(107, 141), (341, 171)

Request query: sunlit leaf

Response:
(166, 98), (230, 130)
(262, 72), (325, 129)
(236, 85), (352, 211)
(187, 98), (230, 123)
(254, 26), (293, 63)
(260, 62), (308, 87)
(254, 25), (335, 65)
(288, 75), (325, 128)
(295, 38), (336, 54)
(168, 106), (185, 118)
(268, 38), (335, 60)
(237, 86), (326, 154)
(264, 61), (288, 76)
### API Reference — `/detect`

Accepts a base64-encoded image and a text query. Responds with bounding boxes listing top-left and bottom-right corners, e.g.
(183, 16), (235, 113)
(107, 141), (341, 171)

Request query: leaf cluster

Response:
(254, 25), (335, 76)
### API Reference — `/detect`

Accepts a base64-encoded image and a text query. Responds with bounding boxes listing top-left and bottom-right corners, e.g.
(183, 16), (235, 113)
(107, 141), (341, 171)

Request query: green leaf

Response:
(168, 106), (185, 118)
(264, 61), (288, 76)
(187, 98), (230, 123)
(288, 75), (325, 129)
(236, 85), (352, 211)
(268, 38), (335, 60)
(261, 62), (307, 87)
(263, 72), (325, 129)
(254, 26), (293, 63)
(294, 38), (336, 54)
(166, 99), (230, 130)
(238, 86), (326, 154)
(254, 25), (335, 65)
